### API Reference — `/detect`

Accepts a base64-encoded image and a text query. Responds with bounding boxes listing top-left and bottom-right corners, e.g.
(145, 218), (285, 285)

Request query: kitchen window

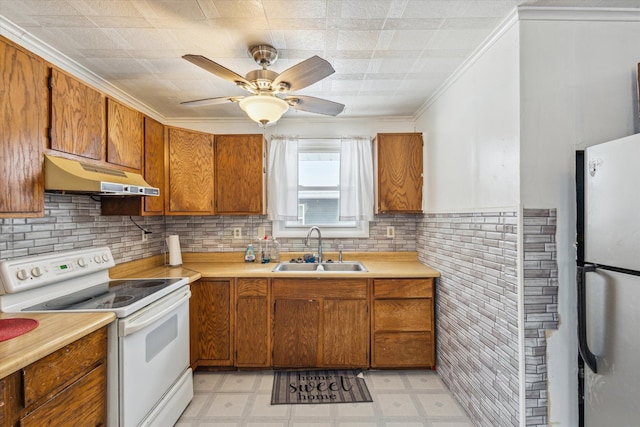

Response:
(268, 137), (373, 238)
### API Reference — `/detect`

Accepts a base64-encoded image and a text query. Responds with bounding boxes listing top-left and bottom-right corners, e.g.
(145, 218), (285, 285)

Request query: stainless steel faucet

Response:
(305, 226), (323, 263)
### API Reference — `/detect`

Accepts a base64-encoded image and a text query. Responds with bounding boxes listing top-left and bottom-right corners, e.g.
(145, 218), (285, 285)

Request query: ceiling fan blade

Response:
(182, 54), (253, 88)
(285, 95), (345, 116)
(273, 56), (335, 92)
(181, 96), (243, 107)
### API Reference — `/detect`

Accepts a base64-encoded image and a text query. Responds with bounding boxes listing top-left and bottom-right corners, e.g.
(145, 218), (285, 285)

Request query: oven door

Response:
(118, 285), (192, 427)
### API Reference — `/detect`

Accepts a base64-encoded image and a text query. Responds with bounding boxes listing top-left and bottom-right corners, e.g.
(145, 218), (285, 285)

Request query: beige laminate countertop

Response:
(0, 312), (115, 379)
(109, 252), (440, 280)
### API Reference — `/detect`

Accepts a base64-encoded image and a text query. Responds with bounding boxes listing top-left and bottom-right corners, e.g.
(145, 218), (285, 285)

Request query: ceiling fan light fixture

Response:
(239, 95), (289, 127)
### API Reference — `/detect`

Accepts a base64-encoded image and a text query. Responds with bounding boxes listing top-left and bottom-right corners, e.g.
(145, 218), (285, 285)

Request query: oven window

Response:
(146, 314), (178, 362)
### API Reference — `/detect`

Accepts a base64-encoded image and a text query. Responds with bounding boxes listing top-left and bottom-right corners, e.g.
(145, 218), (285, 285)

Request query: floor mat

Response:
(271, 369), (373, 404)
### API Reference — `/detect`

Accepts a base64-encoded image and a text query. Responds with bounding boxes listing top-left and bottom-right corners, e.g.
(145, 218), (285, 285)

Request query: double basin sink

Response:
(272, 261), (368, 273)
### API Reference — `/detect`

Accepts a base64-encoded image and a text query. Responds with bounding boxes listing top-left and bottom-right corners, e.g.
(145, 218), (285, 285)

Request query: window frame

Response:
(271, 138), (370, 238)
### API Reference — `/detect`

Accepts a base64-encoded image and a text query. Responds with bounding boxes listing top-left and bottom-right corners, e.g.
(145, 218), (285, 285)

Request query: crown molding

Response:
(518, 6), (640, 22)
(415, 6), (640, 118)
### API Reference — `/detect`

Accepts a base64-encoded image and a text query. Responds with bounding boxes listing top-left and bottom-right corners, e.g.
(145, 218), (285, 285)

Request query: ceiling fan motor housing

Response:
(250, 45), (278, 68)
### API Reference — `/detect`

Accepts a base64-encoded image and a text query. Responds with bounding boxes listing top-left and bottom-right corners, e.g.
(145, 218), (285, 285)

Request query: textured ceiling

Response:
(2, 0), (640, 121)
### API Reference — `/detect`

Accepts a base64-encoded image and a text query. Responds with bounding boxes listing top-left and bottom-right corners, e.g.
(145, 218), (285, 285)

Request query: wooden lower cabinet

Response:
(271, 278), (369, 369)
(236, 278), (270, 367)
(190, 279), (234, 368)
(371, 278), (435, 368)
(0, 326), (108, 427)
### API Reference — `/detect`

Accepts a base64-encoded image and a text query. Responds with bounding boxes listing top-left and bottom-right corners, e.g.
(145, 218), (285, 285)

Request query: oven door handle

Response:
(119, 287), (191, 337)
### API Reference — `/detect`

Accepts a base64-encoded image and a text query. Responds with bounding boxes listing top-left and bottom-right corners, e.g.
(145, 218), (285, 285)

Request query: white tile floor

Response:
(176, 370), (474, 427)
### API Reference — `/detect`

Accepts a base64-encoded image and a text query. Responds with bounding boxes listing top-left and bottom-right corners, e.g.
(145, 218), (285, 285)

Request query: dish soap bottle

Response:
(244, 244), (256, 263)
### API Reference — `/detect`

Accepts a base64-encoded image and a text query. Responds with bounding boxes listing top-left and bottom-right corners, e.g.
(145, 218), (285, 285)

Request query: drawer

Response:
(21, 362), (107, 427)
(373, 332), (433, 367)
(236, 278), (268, 297)
(272, 279), (367, 299)
(22, 327), (107, 406)
(374, 299), (432, 331)
(373, 279), (432, 298)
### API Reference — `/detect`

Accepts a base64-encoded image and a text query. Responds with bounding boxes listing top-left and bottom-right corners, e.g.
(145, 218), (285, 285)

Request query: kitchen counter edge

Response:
(0, 311), (115, 379)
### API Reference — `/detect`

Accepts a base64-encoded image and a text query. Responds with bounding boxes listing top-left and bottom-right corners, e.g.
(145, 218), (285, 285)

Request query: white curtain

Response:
(339, 137), (374, 221)
(267, 137), (299, 221)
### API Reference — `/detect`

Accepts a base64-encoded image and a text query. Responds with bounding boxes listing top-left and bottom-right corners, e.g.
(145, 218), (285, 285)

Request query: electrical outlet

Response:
(386, 226), (395, 238)
(257, 226), (266, 238)
(141, 230), (148, 242)
(233, 228), (242, 239)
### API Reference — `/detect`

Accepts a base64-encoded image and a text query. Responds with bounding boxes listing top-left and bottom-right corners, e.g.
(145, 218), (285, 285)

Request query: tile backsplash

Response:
(0, 194), (417, 262)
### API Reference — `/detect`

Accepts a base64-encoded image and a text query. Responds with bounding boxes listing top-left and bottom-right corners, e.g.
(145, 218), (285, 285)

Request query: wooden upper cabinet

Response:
(101, 116), (165, 216)
(375, 133), (423, 213)
(142, 117), (165, 214)
(0, 36), (46, 218)
(215, 134), (264, 215)
(165, 126), (215, 215)
(50, 67), (105, 160)
(106, 98), (143, 171)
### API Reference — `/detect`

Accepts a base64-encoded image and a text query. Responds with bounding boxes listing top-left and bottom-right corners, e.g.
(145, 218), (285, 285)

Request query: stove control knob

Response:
(94, 256), (102, 263)
(16, 269), (28, 281)
(77, 258), (87, 268)
(31, 267), (44, 277)
(101, 254), (109, 262)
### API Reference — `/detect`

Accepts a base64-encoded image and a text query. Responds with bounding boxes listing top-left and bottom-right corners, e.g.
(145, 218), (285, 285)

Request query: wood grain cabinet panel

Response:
(191, 279), (233, 367)
(0, 36), (46, 218)
(375, 133), (423, 213)
(0, 326), (108, 427)
(215, 134), (264, 215)
(101, 116), (165, 216)
(107, 98), (143, 171)
(371, 278), (435, 368)
(165, 127), (215, 215)
(272, 299), (319, 368)
(271, 279), (369, 369)
(236, 278), (270, 367)
(20, 363), (107, 427)
(50, 67), (105, 160)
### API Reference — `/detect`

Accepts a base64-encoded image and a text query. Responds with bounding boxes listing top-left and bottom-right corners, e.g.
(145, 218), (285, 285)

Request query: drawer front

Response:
(21, 363), (107, 427)
(374, 299), (432, 331)
(373, 332), (433, 367)
(22, 327), (107, 406)
(373, 279), (432, 298)
(272, 279), (367, 299)
(236, 278), (268, 297)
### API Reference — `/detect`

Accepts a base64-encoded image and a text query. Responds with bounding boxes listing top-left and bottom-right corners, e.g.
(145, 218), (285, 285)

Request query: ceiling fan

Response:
(181, 45), (345, 127)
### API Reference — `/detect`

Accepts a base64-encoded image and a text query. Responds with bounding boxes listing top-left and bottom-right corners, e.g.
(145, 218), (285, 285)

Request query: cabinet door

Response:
(193, 280), (233, 366)
(236, 278), (270, 367)
(50, 67), (105, 160)
(0, 37), (45, 217)
(165, 127), (215, 215)
(322, 299), (369, 367)
(376, 133), (423, 213)
(272, 299), (319, 368)
(142, 117), (165, 214)
(107, 98), (143, 170)
(100, 116), (165, 216)
(215, 134), (264, 214)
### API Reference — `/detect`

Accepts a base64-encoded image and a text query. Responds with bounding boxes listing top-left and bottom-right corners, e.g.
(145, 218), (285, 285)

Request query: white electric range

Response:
(0, 247), (193, 427)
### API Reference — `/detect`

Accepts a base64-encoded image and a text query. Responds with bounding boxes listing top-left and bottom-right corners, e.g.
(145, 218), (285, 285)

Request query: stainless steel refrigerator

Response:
(576, 133), (640, 426)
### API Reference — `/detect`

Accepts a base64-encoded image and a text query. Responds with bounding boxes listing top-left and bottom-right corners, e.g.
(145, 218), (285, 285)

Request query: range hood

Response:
(44, 155), (160, 196)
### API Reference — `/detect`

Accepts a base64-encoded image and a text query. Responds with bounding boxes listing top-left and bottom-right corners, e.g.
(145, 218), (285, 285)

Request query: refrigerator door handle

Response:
(577, 264), (598, 373)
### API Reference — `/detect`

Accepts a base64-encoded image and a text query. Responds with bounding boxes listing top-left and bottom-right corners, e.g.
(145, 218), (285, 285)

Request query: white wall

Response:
(519, 10), (640, 427)
(414, 19), (521, 213)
